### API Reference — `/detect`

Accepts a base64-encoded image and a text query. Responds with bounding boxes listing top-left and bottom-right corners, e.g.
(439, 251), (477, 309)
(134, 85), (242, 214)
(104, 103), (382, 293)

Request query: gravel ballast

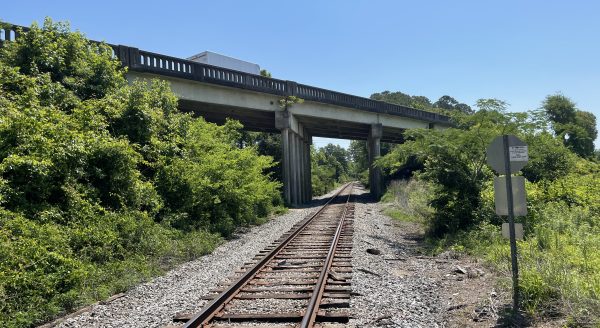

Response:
(349, 185), (503, 327)
(55, 184), (501, 327)
(349, 185), (445, 327)
(56, 190), (338, 328)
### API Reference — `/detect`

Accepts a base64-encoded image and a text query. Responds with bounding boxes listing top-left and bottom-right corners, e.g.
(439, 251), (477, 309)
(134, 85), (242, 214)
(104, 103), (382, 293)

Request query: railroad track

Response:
(172, 182), (356, 327)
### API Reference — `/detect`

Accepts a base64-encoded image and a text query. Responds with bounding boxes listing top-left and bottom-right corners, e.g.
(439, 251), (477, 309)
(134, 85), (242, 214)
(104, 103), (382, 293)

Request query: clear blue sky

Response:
(3, 0), (599, 149)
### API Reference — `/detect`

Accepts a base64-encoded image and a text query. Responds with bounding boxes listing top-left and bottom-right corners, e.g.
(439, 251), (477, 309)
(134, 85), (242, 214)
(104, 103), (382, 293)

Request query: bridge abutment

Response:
(277, 111), (312, 206)
(368, 123), (383, 199)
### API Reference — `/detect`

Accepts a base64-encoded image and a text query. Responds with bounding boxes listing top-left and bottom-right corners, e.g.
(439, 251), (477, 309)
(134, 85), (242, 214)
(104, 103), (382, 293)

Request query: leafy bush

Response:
(377, 110), (501, 235)
(379, 97), (600, 324)
(0, 19), (281, 327)
(156, 119), (281, 235)
(521, 132), (575, 182)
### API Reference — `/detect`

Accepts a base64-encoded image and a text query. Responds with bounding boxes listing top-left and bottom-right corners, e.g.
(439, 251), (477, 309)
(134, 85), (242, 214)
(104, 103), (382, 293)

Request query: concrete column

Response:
(305, 136), (313, 202)
(368, 123), (383, 199)
(299, 138), (306, 204)
(297, 133), (304, 204)
(276, 110), (312, 206)
(280, 128), (292, 205)
(294, 133), (302, 206)
(290, 132), (298, 206)
(301, 134), (311, 203)
(280, 129), (304, 207)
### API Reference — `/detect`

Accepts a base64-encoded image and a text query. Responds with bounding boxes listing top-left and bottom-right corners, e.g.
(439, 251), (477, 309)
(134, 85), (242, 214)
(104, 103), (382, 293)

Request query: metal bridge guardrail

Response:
(0, 23), (450, 124)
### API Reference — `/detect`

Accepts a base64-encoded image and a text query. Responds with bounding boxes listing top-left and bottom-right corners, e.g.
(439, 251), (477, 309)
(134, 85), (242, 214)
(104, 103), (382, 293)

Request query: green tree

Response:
(321, 144), (349, 179)
(572, 110), (598, 156)
(542, 93), (577, 127)
(377, 99), (534, 235)
(237, 131), (283, 183)
(370, 90), (413, 107)
(348, 141), (368, 172)
(259, 69), (272, 77)
(347, 140), (398, 185)
(311, 146), (337, 195)
(311, 144), (353, 195)
(521, 132), (575, 182)
(434, 95), (473, 114)
(370, 90), (434, 110)
(542, 93), (597, 158)
(1, 19), (124, 102)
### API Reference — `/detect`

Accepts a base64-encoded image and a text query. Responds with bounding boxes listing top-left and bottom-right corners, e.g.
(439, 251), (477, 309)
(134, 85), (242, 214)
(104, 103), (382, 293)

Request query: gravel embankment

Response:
(349, 185), (502, 328)
(55, 190), (338, 328)
(349, 185), (445, 327)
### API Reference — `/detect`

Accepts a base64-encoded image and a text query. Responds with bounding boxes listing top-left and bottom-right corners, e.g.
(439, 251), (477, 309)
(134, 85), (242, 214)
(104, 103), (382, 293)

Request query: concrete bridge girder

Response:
(127, 72), (440, 133)
(126, 72), (449, 205)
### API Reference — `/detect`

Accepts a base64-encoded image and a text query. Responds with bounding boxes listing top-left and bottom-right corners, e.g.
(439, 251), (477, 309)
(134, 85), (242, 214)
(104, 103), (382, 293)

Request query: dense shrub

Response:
(379, 100), (600, 324)
(521, 132), (576, 182)
(0, 19), (281, 327)
(377, 110), (501, 235)
(479, 170), (600, 323)
(156, 119), (280, 235)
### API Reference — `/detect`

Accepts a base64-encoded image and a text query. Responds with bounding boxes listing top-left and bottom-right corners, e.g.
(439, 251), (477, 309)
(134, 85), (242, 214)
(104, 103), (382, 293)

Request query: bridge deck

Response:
(0, 23), (450, 128)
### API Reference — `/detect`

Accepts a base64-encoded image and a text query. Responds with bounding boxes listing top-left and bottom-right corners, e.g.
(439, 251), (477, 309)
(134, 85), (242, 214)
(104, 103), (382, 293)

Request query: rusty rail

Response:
(300, 184), (353, 327)
(181, 183), (354, 327)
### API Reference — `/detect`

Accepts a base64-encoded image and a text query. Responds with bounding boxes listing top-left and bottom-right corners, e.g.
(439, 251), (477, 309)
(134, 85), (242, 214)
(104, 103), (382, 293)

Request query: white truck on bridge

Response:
(187, 51), (260, 75)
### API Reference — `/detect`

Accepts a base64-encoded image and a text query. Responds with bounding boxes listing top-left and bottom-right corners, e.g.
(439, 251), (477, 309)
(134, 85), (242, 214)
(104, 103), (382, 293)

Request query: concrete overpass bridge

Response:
(1, 24), (451, 206)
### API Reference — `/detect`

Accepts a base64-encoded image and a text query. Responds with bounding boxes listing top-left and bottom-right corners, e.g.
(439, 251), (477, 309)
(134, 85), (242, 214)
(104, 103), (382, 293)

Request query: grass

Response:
(380, 179), (433, 225)
(381, 178), (600, 327)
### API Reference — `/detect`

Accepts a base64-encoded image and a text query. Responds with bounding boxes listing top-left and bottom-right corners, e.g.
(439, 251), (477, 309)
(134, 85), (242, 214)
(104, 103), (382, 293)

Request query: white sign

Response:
(486, 135), (528, 174)
(509, 146), (528, 161)
(494, 176), (527, 216)
(502, 223), (524, 240)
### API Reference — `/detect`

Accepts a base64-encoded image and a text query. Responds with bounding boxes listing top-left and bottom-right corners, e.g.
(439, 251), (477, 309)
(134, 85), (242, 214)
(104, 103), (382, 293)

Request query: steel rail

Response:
(182, 182), (354, 328)
(300, 184), (353, 327)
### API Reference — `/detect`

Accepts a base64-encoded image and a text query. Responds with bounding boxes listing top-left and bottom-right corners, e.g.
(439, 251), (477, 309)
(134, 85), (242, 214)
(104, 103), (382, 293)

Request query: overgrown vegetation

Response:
(380, 179), (433, 224)
(0, 19), (281, 327)
(311, 144), (351, 196)
(379, 94), (600, 325)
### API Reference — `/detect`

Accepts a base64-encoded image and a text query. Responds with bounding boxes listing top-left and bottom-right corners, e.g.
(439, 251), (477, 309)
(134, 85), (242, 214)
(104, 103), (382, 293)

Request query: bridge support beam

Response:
(368, 123), (383, 199)
(303, 135), (312, 203)
(277, 111), (312, 206)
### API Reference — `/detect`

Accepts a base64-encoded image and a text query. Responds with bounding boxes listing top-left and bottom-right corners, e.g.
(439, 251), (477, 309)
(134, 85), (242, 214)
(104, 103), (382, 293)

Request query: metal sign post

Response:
(487, 134), (529, 315)
(502, 135), (520, 312)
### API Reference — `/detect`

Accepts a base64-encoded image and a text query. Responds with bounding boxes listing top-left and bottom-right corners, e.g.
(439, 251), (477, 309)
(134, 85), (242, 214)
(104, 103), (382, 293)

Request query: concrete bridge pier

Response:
(368, 123), (383, 199)
(277, 111), (312, 206)
(303, 135), (312, 204)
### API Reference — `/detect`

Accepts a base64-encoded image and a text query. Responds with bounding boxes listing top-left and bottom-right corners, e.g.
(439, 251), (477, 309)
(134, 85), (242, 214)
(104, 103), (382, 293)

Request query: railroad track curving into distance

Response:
(171, 182), (356, 327)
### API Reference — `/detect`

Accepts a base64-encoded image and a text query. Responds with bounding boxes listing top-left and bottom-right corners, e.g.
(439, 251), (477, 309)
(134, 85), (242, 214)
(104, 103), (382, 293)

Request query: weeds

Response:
(383, 176), (600, 326)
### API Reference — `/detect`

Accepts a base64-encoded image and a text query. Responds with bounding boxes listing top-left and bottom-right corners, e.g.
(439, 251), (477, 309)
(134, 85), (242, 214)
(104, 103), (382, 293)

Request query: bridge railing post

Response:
(242, 74), (252, 89)
(285, 81), (297, 97)
(116, 45), (140, 69)
(192, 63), (205, 82)
(128, 47), (140, 68)
(116, 45), (129, 67)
